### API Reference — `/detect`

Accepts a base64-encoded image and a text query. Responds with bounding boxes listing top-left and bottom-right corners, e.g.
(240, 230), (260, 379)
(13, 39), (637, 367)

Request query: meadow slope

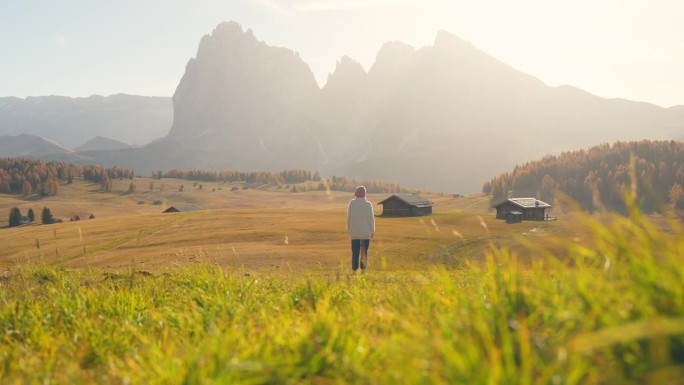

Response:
(1, 204), (683, 384)
(1, 178), (568, 272)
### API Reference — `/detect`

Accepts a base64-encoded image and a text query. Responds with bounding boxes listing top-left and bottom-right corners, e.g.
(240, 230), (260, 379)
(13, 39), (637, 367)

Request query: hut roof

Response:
(162, 205), (201, 213)
(378, 194), (433, 207)
(493, 198), (551, 209)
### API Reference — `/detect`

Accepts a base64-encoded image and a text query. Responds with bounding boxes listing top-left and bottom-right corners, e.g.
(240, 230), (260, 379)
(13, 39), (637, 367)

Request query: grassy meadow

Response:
(0, 177), (555, 272)
(1, 178), (684, 383)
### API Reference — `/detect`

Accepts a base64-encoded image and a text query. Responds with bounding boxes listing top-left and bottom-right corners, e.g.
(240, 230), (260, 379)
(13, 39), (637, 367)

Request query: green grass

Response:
(1, 206), (684, 384)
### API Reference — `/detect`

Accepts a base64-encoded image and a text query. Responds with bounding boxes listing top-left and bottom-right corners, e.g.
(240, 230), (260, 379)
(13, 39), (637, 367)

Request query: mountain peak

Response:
(434, 30), (467, 47)
(212, 21), (258, 41)
(169, 21), (320, 157)
(214, 21), (247, 36)
(338, 55), (362, 69)
(368, 41), (415, 79)
(324, 56), (366, 91)
(195, 21), (258, 59)
(376, 41), (415, 58)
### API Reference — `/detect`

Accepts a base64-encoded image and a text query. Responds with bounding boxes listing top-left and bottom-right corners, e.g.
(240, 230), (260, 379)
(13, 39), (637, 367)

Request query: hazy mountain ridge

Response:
(3, 22), (683, 193)
(0, 94), (172, 148)
(165, 22), (684, 193)
(74, 136), (131, 152)
(0, 134), (73, 157)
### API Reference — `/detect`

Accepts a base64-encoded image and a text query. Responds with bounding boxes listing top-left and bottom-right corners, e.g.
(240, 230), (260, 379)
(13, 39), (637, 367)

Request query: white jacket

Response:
(347, 197), (375, 239)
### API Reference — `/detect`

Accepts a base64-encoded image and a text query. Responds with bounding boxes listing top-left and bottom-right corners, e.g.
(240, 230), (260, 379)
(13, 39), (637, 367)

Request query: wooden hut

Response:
(493, 198), (551, 221)
(377, 194), (433, 216)
(162, 205), (200, 213)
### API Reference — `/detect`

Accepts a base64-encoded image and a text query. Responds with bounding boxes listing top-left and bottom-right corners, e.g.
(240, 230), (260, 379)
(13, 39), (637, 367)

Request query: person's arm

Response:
(369, 202), (375, 238)
(347, 202), (351, 233)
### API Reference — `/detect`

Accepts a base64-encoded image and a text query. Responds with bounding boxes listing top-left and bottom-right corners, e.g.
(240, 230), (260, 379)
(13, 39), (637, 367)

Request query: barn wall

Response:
(410, 206), (432, 216)
(495, 202), (518, 219)
(381, 197), (433, 216)
(496, 202), (548, 221)
(523, 207), (546, 220)
(381, 197), (411, 216)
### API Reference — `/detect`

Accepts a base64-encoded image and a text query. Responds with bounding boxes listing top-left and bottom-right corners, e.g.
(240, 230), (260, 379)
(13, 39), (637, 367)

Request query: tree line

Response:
(2, 158), (427, 198)
(158, 168), (424, 194)
(483, 140), (684, 213)
(0, 158), (77, 196)
(324, 175), (422, 195)
(0, 158), (134, 195)
(159, 168), (317, 185)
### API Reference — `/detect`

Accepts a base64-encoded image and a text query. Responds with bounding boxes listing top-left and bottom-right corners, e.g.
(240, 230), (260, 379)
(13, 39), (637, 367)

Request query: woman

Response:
(346, 186), (375, 271)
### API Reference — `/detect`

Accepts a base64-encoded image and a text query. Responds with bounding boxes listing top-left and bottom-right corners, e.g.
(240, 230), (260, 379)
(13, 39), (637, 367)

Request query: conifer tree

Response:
(41, 207), (54, 224)
(101, 174), (112, 192)
(9, 207), (21, 227)
(22, 181), (33, 196)
(670, 183), (684, 210)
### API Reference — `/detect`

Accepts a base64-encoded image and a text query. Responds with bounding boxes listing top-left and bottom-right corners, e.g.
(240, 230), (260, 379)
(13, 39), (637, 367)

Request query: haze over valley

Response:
(2, 22), (683, 194)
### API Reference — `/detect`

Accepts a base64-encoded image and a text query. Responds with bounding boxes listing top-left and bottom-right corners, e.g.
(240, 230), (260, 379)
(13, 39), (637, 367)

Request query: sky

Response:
(1, 0), (683, 107)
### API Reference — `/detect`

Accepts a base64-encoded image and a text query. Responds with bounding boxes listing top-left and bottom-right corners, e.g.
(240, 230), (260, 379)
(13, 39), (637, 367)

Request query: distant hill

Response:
(74, 136), (131, 152)
(0, 134), (73, 157)
(485, 140), (684, 213)
(0, 94), (172, 148)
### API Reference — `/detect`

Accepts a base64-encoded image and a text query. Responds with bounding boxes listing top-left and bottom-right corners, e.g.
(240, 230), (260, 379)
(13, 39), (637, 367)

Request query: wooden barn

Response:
(377, 194), (433, 216)
(162, 205), (200, 213)
(493, 198), (551, 222)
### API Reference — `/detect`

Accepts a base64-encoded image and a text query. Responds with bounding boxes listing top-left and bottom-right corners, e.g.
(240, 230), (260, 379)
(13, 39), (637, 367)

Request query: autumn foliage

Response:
(485, 140), (684, 212)
(161, 169), (423, 194)
(0, 158), (134, 196)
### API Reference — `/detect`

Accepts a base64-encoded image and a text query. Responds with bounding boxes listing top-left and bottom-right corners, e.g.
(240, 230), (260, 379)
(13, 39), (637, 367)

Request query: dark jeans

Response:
(351, 239), (371, 271)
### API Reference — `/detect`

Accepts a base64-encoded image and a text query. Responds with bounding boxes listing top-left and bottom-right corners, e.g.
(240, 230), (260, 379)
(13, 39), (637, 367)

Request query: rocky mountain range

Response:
(160, 22), (684, 192)
(3, 21), (684, 193)
(0, 94), (172, 148)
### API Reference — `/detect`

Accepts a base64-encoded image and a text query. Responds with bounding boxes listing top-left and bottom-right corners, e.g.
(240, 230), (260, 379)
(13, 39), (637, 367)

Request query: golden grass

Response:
(1, 178), (581, 273)
(3, 181), (683, 383)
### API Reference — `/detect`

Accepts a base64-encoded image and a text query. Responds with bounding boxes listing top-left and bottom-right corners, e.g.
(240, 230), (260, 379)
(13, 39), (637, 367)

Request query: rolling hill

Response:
(0, 133), (73, 157)
(74, 136), (131, 152)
